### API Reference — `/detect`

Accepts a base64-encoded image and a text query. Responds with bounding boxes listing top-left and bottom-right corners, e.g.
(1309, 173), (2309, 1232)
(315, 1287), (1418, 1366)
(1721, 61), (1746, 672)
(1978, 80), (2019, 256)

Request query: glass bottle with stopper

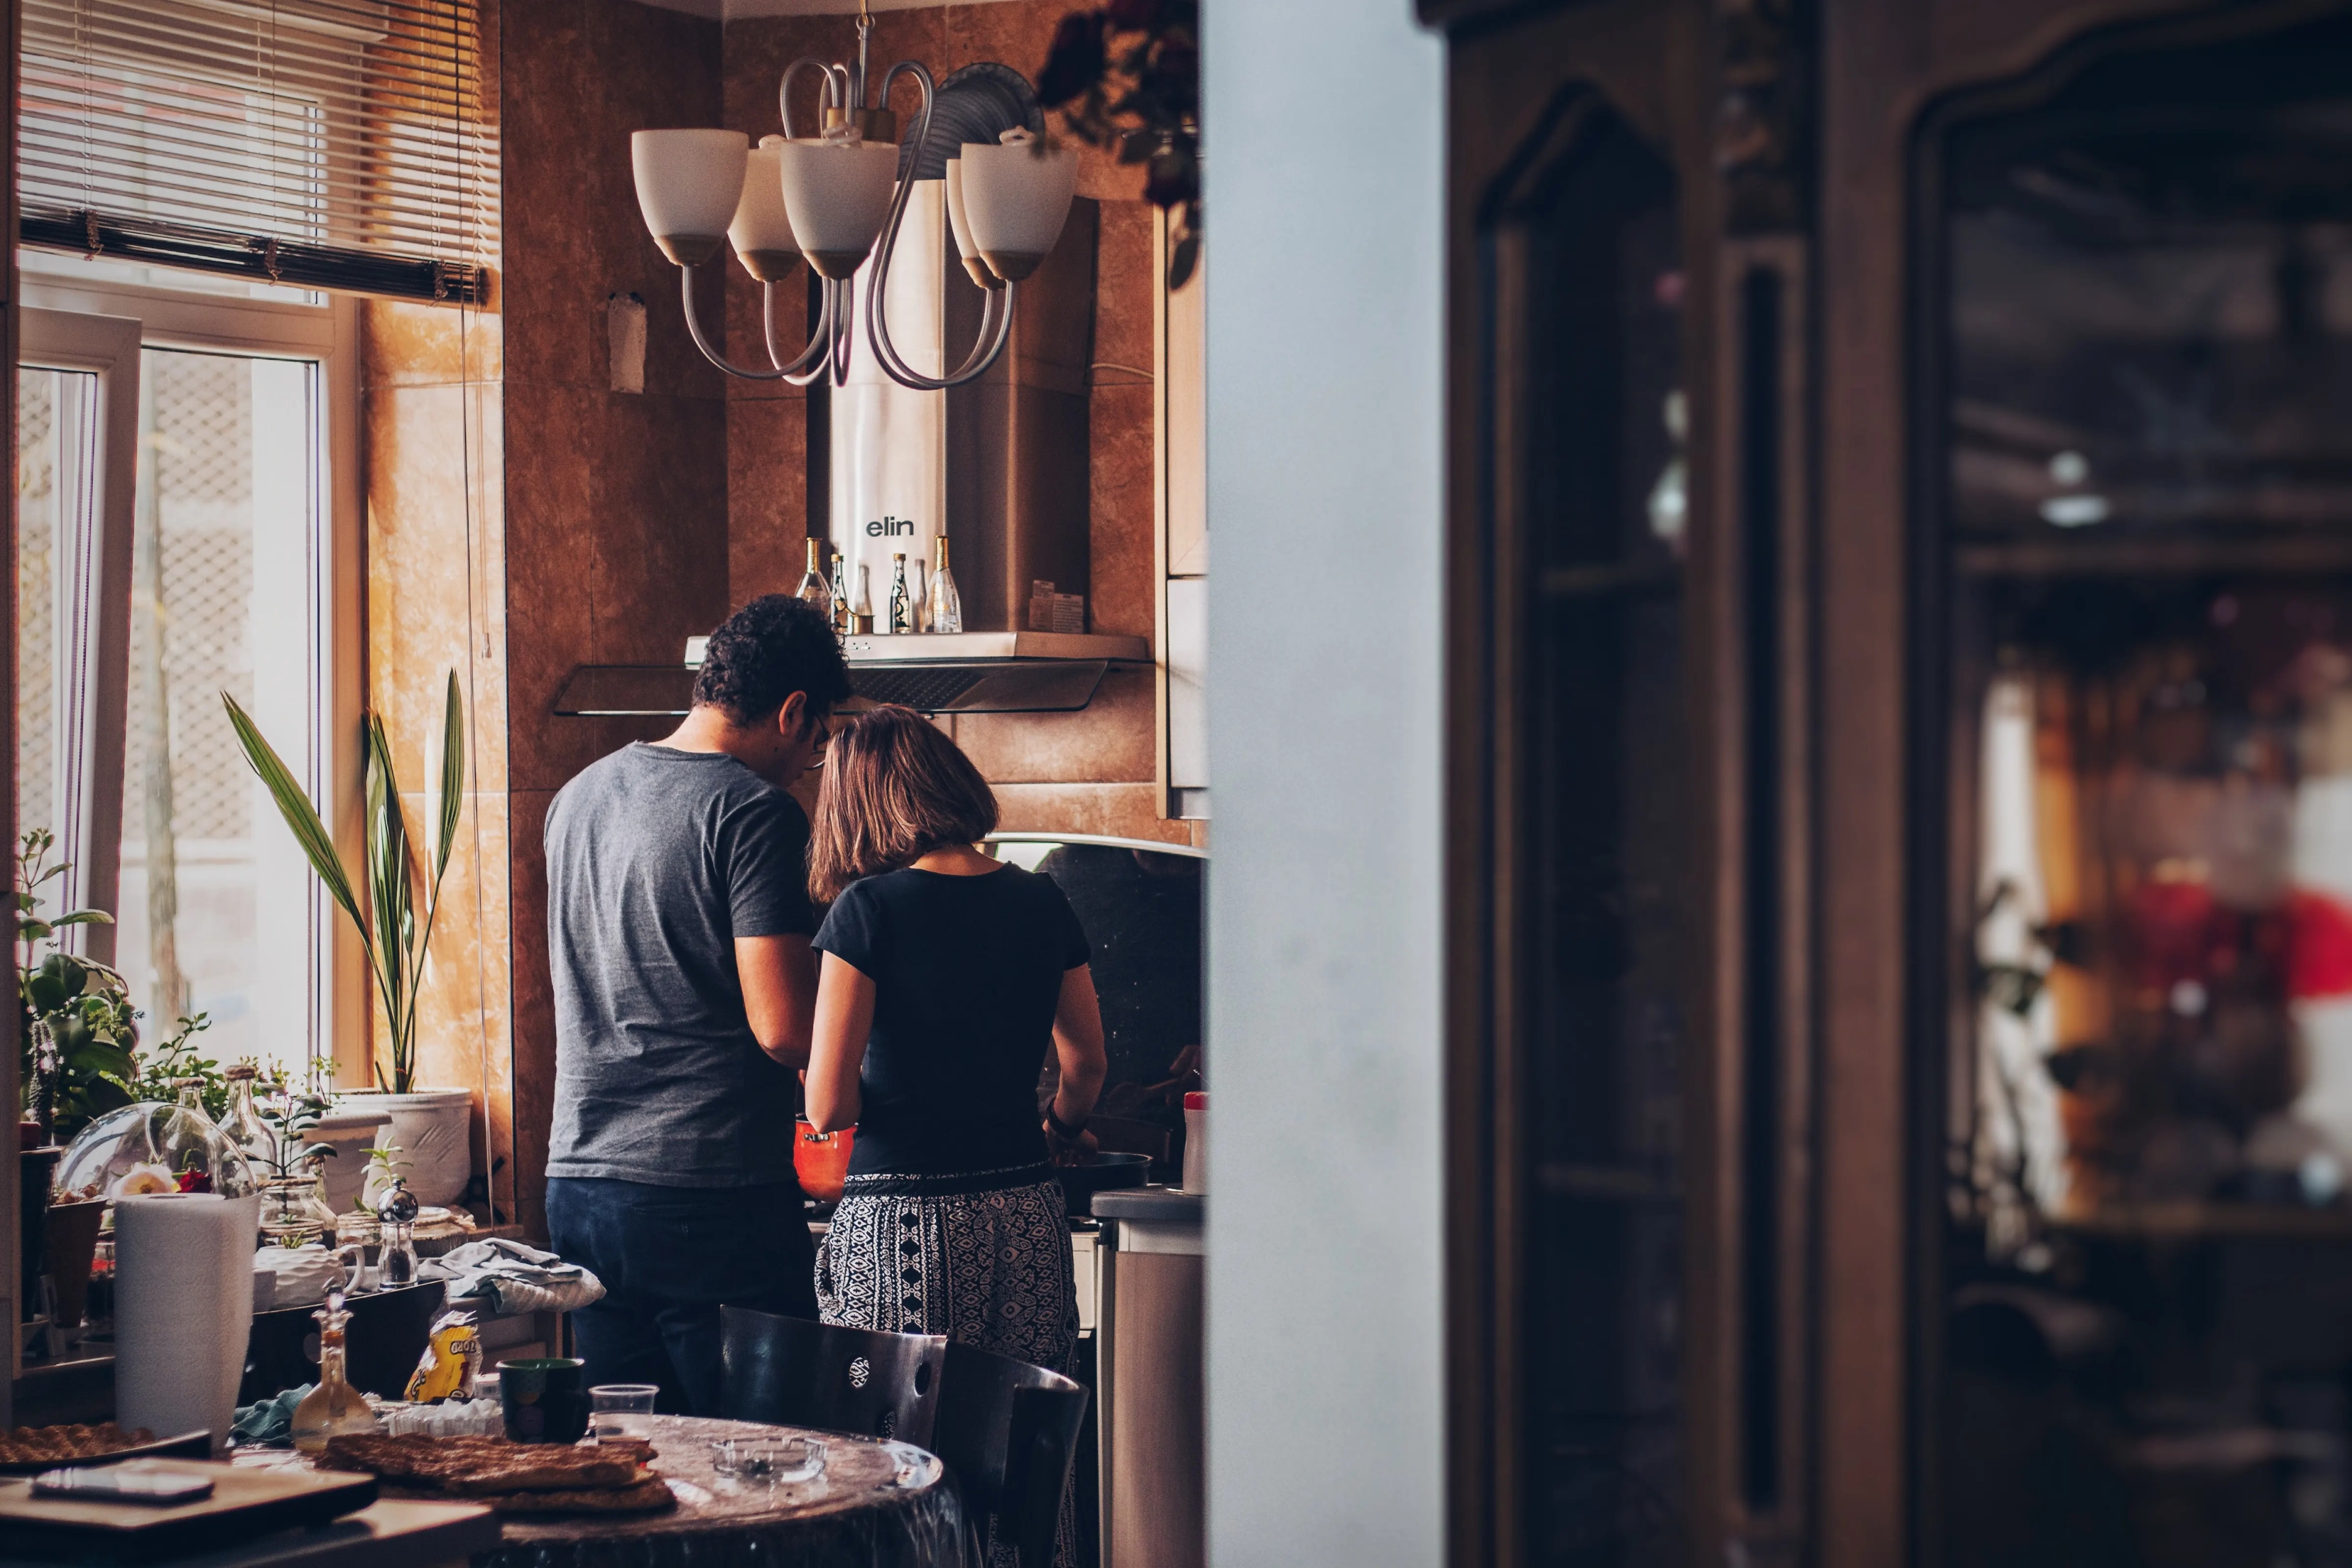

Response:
(219, 1064), (273, 1169)
(888, 553), (913, 634)
(796, 538), (834, 623)
(291, 1289), (379, 1453)
(925, 537), (962, 634)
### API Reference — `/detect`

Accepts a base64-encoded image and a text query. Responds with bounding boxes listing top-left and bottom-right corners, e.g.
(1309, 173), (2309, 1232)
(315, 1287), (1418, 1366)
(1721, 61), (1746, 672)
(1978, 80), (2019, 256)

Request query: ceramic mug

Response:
(499, 1357), (589, 1444)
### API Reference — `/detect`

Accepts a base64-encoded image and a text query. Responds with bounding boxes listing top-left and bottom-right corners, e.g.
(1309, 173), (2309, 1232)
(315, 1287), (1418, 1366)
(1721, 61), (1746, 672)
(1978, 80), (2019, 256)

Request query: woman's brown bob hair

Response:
(809, 705), (1000, 901)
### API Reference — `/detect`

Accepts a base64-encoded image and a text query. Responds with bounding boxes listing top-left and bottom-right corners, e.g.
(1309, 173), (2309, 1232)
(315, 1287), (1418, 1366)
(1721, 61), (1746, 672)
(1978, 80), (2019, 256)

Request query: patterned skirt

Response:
(816, 1165), (1081, 1567)
(815, 1163), (1078, 1373)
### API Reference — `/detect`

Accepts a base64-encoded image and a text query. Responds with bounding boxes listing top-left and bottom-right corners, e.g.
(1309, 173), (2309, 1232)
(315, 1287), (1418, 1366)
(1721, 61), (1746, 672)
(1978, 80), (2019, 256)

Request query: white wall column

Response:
(1203, 4), (1446, 1565)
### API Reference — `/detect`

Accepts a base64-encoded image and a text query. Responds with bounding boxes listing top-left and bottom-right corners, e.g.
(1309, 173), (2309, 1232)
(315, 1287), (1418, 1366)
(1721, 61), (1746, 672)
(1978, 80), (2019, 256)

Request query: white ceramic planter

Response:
(337, 1089), (475, 1207)
(307, 1107), (392, 1215)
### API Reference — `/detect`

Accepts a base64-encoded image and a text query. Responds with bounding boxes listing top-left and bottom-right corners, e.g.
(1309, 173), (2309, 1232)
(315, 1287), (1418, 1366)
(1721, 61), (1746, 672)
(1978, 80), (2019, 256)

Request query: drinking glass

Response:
(588, 1383), (659, 1443)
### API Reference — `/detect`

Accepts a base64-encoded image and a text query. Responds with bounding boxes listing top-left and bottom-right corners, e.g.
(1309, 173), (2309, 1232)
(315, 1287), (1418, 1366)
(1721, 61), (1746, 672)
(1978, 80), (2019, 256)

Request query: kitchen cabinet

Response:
(1422, 1), (2352, 1564)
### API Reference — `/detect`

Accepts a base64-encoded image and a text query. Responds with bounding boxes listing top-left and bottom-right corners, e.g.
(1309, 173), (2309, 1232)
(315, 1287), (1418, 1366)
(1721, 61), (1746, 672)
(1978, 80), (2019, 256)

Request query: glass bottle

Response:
(888, 552), (912, 634)
(796, 538), (834, 623)
(925, 536), (963, 634)
(852, 564), (873, 634)
(292, 1291), (379, 1452)
(219, 1063), (274, 1172)
(829, 549), (851, 636)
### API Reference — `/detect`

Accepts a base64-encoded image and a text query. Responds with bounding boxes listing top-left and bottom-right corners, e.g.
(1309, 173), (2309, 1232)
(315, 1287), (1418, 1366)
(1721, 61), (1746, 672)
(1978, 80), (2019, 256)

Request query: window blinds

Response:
(21, 0), (494, 303)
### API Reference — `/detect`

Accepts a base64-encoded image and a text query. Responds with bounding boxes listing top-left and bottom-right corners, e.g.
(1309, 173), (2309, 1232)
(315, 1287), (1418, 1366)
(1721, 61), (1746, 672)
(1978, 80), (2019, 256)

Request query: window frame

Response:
(17, 306), (140, 960)
(18, 269), (364, 1078)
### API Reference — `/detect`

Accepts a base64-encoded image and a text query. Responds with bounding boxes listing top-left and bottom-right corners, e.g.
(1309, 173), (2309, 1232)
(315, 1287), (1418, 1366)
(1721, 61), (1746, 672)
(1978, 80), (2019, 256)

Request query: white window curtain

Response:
(21, 0), (495, 302)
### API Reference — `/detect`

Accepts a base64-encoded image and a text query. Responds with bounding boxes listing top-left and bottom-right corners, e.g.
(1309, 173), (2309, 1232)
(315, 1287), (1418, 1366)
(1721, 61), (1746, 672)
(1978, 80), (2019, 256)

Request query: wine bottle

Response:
(796, 538), (834, 622)
(925, 536), (963, 634)
(888, 552), (913, 634)
(852, 564), (873, 634)
(829, 548), (851, 635)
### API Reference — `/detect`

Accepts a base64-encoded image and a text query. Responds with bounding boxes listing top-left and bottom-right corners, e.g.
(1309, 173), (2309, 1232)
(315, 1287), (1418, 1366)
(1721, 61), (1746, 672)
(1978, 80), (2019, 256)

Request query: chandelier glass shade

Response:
(728, 140), (802, 284)
(627, 12), (1076, 391)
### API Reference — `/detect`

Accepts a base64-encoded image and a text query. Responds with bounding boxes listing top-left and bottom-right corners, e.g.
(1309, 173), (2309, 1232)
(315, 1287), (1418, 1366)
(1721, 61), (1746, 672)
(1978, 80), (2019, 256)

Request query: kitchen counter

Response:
(1093, 1186), (1203, 1568)
(1091, 1187), (1203, 1224)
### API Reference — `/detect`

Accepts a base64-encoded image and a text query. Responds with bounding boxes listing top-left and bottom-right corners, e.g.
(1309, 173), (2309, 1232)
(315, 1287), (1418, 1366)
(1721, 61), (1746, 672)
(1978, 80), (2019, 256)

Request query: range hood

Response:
(557, 189), (1140, 721)
(554, 629), (1150, 717)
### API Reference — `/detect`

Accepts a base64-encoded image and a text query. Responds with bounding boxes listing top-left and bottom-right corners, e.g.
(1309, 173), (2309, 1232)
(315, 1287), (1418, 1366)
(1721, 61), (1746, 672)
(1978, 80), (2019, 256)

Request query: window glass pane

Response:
(17, 363), (104, 924)
(115, 348), (321, 1078)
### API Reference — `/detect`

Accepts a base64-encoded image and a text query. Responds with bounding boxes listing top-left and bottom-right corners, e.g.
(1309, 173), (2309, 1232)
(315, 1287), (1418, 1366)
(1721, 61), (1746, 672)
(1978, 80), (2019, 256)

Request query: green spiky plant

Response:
(223, 673), (465, 1094)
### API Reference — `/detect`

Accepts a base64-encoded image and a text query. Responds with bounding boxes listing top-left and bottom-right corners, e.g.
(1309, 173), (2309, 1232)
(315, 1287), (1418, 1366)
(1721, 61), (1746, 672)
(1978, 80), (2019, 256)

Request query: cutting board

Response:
(0, 1461), (377, 1564)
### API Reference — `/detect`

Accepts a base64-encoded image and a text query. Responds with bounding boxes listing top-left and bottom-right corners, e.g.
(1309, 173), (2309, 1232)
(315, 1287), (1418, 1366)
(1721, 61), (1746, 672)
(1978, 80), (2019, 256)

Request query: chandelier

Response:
(628, 7), (1077, 391)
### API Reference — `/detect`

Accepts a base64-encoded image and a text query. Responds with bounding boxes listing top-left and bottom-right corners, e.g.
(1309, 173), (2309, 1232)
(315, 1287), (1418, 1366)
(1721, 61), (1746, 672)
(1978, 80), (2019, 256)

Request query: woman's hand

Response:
(1043, 1118), (1098, 1167)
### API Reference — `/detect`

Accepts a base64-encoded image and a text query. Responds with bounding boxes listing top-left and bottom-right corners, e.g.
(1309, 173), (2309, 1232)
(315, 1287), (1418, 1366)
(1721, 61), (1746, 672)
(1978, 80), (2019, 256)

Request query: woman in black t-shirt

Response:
(802, 706), (1107, 1379)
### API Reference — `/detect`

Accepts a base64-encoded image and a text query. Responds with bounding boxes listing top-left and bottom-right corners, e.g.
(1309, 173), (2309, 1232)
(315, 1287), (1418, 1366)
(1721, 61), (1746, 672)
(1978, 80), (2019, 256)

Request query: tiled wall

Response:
(722, 1), (1193, 847)
(363, 0), (1194, 1235)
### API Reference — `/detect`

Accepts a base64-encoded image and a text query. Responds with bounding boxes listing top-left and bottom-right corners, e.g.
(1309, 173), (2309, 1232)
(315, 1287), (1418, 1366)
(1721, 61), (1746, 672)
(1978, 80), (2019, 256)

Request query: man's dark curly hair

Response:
(692, 594), (851, 724)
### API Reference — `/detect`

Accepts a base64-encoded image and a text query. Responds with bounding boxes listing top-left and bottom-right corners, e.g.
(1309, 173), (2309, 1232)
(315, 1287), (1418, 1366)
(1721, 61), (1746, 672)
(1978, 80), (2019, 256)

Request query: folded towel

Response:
(231, 1383), (314, 1448)
(417, 1237), (605, 1317)
(253, 1246), (339, 1312)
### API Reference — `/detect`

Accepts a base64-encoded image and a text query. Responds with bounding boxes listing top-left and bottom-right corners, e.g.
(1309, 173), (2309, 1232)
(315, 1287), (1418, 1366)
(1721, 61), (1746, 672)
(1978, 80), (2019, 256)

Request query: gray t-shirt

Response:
(544, 744), (817, 1187)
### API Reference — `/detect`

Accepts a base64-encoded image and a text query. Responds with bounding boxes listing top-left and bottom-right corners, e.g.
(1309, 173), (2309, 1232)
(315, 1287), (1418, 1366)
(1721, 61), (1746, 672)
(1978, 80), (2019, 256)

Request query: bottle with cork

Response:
(925, 536), (962, 633)
(795, 538), (833, 625)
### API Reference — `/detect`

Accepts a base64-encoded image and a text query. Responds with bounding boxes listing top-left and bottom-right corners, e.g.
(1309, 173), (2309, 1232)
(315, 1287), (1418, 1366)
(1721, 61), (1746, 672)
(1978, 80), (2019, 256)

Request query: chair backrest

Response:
(932, 1341), (1091, 1568)
(718, 1305), (946, 1449)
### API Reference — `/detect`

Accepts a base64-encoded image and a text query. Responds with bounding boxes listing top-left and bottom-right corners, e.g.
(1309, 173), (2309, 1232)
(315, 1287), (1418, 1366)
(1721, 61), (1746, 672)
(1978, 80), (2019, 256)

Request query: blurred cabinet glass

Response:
(1499, 103), (1690, 1566)
(1924, 15), (2352, 1565)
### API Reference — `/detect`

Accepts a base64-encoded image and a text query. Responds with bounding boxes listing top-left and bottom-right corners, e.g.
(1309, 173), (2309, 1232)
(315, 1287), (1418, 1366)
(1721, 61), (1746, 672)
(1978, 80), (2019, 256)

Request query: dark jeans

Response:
(545, 1175), (816, 1416)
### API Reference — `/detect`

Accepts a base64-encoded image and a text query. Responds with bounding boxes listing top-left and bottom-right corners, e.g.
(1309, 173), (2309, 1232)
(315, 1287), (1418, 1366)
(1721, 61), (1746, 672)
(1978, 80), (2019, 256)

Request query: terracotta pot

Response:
(42, 1199), (105, 1338)
(794, 1120), (854, 1204)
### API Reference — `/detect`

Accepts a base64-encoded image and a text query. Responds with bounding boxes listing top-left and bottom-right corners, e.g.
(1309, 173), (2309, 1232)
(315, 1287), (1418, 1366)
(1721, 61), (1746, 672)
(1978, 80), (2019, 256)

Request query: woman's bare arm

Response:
(1048, 964), (1108, 1134)
(804, 952), (878, 1133)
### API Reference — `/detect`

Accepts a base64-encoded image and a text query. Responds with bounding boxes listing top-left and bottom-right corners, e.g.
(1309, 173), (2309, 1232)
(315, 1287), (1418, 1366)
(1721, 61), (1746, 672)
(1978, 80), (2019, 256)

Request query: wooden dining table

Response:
(233, 1415), (962, 1568)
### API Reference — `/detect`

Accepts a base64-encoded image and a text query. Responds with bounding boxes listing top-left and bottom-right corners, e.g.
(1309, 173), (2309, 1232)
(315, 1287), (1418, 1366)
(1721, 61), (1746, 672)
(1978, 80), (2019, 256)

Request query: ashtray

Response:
(709, 1435), (826, 1484)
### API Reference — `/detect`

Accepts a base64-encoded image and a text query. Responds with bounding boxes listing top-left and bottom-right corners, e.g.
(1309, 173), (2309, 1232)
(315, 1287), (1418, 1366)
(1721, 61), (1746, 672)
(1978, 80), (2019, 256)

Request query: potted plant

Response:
(17, 829), (221, 1336)
(224, 673), (475, 1205)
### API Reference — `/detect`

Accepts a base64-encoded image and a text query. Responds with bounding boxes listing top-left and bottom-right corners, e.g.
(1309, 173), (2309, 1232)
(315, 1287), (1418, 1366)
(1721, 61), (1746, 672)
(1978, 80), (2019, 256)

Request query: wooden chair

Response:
(932, 1340), (1091, 1568)
(717, 1304), (946, 1449)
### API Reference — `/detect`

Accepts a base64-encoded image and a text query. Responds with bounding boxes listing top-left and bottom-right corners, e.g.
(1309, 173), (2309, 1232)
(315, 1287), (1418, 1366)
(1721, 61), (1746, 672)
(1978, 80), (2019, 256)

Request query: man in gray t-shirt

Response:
(543, 595), (850, 1414)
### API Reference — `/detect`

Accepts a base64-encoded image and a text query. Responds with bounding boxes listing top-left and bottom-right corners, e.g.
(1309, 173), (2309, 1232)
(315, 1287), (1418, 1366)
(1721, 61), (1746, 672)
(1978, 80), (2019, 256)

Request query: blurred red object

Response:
(794, 1119), (853, 1204)
(2290, 886), (2352, 1000)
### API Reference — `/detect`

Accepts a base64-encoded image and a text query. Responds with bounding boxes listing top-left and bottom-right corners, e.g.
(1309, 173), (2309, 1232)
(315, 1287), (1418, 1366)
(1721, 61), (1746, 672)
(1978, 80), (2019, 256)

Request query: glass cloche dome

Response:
(52, 1099), (259, 1204)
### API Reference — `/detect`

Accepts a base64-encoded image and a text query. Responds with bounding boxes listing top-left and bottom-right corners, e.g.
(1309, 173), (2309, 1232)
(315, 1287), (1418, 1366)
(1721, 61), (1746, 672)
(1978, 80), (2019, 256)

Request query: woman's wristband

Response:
(1044, 1104), (1088, 1140)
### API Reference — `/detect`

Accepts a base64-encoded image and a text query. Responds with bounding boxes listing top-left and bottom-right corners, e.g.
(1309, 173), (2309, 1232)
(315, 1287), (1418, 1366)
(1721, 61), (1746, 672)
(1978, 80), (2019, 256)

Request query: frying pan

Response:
(1054, 1152), (1150, 1216)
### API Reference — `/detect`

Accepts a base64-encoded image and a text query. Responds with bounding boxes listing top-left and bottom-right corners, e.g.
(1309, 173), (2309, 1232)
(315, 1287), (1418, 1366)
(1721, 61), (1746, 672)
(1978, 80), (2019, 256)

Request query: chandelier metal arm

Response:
(780, 59), (847, 141)
(679, 268), (837, 382)
(763, 275), (839, 387)
(858, 60), (1014, 393)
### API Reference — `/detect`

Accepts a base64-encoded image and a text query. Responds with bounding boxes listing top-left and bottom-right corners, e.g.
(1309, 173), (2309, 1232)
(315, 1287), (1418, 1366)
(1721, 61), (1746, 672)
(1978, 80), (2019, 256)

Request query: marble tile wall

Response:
(362, 0), (1194, 1236)
(499, 0), (729, 1236)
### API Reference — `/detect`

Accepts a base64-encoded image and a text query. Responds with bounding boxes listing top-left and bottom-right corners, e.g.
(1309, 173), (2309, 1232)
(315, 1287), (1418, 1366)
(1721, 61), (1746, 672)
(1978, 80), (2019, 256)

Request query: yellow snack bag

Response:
(404, 1308), (481, 1404)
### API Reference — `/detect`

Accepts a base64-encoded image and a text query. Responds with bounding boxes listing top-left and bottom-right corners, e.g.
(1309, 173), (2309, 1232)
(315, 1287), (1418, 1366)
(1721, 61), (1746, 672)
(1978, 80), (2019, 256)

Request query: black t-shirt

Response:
(813, 864), (1091, 1178)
